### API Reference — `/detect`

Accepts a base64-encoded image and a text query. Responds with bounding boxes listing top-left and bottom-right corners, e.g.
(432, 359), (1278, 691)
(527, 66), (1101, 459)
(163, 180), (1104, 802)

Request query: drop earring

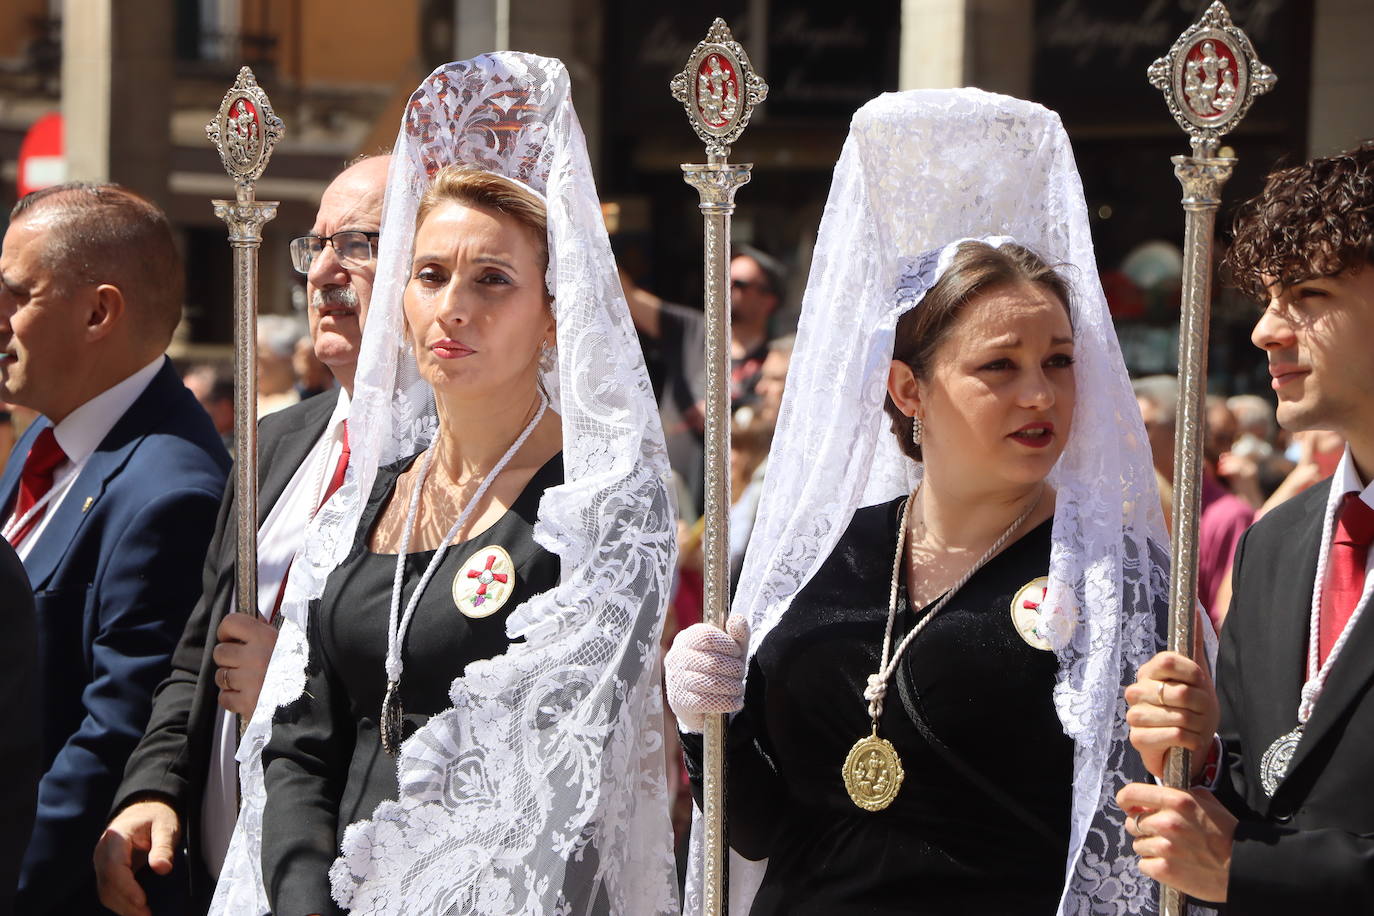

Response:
(911, 415), (923, 447)
(538, 341), (556, 374)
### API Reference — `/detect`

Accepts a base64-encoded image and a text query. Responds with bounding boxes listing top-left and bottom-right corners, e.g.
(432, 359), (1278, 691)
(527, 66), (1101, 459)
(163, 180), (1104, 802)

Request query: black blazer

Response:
(1216, 478), (1374, 912)
(0, 537), (39, 916)
(112, 389), (339, 907)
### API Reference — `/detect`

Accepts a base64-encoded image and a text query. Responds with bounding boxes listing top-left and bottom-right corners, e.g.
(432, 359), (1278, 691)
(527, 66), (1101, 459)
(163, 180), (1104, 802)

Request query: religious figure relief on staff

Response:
(226, 98), (261, 169)
(1183, 40), (1237, 117)
(697, 55), (739, 127)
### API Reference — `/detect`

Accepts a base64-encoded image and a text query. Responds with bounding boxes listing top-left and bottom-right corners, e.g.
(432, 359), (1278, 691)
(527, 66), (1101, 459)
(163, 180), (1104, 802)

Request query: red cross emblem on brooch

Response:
(1022, 585), (1048, 613)
(467, 554), (509, 607)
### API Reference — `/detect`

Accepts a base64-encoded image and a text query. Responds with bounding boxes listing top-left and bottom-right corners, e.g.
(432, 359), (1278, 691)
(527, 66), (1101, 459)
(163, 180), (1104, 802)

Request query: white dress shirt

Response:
(200, 388), (350, 877)
(6, 357), (163, 560)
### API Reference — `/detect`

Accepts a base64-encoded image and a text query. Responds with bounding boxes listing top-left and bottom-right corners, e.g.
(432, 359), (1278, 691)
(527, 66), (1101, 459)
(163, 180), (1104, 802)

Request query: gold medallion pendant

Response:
(452, 545), (516, 619)
(842, 732), (905, 811)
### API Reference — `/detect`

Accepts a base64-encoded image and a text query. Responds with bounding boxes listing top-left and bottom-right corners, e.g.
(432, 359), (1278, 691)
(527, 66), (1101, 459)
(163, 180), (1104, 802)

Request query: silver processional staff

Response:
(205, 68), (284, 705)
(1146, 4), (1274, 914)
(671, 19), (768, 916)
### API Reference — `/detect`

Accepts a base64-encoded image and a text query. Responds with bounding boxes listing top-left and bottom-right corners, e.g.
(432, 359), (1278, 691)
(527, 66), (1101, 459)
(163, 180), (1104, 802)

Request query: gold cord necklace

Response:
(842, 484), (1042, 811)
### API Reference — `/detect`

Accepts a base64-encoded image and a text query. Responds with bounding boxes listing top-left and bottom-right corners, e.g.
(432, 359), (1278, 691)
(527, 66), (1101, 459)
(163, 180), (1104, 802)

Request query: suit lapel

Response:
(22, 442), (118, 591)
(254, 390), (339, 525)
(22, 362), (176, 591)
(1261, 491), (1323, 763)
(1283, 489), (1374, 784)
(0, 421), (43, 518)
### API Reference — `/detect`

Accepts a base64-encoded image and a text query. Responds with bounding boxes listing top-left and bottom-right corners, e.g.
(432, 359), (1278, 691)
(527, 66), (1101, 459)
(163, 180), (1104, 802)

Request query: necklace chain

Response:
(865, 483), (1043, 724)
(380, 390), (549, 753)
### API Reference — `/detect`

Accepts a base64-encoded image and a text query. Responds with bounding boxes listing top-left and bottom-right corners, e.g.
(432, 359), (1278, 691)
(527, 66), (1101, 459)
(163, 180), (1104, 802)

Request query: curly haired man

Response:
(1116, 141), (1374, 913)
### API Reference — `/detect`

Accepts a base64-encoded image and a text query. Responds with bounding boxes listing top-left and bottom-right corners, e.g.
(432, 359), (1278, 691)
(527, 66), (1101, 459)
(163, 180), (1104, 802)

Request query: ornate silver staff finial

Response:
(1146, 7), (1274, 914)
(1147, 1), (1276, 155)
(206, 66), (286, 200)
(670, 18), (769, 162)
(671, 18), (768, 916)
(206, 66), (284, 684)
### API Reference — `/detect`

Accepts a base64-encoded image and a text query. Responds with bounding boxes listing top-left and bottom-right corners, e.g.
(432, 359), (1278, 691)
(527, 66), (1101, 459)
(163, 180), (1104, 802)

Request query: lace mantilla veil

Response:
(211, 52), (679, 915)
(685, 88), (1172, 915)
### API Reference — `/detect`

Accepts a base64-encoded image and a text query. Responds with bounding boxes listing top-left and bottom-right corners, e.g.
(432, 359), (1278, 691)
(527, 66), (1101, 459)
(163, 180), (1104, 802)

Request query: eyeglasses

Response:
(289, 231), (380, 274)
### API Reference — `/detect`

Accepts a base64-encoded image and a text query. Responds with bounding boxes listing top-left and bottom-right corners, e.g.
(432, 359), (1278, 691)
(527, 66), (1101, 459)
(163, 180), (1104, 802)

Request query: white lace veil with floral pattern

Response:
(211, 52), (679, 915)
(685, 88), (1170, 915)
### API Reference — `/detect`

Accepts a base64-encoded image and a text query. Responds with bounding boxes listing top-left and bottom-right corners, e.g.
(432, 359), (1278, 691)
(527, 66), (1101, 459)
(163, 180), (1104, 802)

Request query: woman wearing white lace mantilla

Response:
(666, 89), (1178, 914)
(209, 53), (679, 916)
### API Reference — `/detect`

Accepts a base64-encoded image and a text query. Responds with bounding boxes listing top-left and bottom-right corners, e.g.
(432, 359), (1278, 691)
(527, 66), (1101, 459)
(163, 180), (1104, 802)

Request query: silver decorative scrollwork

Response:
(206, 66), (286, 194)
(1147, 1), (1276, 152)
(670, 18), (769, 160)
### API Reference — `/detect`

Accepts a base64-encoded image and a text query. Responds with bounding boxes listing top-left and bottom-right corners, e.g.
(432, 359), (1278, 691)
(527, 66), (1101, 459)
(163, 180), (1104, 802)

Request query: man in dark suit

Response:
(1118, 141), (1374, 911)
(94, 154), (389, 916)
(0, 183), (230, 914)
(0, 537), (39, 915)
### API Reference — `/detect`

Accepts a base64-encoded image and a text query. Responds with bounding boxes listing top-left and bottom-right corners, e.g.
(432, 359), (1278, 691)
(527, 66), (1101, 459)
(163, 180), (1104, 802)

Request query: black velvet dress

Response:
(684, 496), (1072, 915)
(261, 454), (563, 916)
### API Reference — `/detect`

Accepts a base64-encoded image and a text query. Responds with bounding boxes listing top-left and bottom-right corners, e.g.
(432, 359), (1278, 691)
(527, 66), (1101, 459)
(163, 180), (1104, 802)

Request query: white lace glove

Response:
(665, 614), (750, 734)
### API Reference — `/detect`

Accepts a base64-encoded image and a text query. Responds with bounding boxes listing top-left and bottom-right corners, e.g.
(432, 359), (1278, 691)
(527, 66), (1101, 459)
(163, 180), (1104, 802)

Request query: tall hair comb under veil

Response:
(685, 88), (1171, 915)
(211, 52), (679, 915)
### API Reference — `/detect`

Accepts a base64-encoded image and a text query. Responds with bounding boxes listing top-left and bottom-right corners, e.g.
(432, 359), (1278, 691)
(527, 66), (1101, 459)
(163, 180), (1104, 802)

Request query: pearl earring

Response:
(911, 416), (923, 447)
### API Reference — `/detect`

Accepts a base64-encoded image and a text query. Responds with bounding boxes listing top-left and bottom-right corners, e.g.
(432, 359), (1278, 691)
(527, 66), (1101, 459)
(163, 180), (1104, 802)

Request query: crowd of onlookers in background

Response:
(1134, 374), (1345, 627)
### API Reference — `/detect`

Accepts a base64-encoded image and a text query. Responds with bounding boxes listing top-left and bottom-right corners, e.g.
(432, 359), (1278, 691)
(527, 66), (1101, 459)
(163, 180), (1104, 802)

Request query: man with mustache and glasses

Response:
(1119, 141), (1374, 914)
(95, 154), (389, 916)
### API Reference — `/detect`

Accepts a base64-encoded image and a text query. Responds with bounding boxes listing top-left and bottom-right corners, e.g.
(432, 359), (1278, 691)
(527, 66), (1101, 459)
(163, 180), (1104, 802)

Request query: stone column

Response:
(899, 0), (1032, 97)
(1308, 0), (1374, 156)
(61, 0), (173, 201)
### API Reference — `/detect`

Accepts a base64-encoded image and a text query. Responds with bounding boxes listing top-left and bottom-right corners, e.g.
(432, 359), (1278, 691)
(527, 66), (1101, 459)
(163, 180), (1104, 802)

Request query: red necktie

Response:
(268, 421), (350, 621)
(319, 421), (350, 509)
(1318, 492), (1374, 667)
(8, 427), (68, 546)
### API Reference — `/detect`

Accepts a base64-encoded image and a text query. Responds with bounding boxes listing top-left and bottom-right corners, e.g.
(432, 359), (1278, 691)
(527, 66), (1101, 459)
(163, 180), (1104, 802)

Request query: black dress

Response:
(262, 454), (563, 916)
(684, 496), (1072, 915)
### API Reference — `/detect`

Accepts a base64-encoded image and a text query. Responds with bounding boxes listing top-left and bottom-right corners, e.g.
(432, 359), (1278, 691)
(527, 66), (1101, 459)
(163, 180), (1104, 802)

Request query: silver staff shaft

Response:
(213, 195), (279, 619)
(206, 66), (285, 738)
(671, 22), (768, 912)
(1161, 150), (1235, 916)
(683, 158), (753, 916)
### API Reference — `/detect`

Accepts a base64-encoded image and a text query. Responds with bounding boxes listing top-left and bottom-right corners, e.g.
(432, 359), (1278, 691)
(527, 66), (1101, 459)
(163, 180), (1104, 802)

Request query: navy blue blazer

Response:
(0, 358), (229, 915)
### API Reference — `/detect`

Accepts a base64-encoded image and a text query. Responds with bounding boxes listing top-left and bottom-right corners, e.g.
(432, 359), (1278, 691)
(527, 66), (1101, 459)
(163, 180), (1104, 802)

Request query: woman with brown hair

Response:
(667, 89), (1172, 915)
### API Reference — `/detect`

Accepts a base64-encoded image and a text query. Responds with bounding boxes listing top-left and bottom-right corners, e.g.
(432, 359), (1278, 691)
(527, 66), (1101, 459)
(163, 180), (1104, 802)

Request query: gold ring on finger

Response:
(1156, 681), (1167, 707)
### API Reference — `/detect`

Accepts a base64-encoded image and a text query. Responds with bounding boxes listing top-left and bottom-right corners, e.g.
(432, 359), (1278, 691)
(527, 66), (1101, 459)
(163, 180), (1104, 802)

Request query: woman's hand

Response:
(1125, 650), (1220, 781)
(664, 615), (750, 734)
